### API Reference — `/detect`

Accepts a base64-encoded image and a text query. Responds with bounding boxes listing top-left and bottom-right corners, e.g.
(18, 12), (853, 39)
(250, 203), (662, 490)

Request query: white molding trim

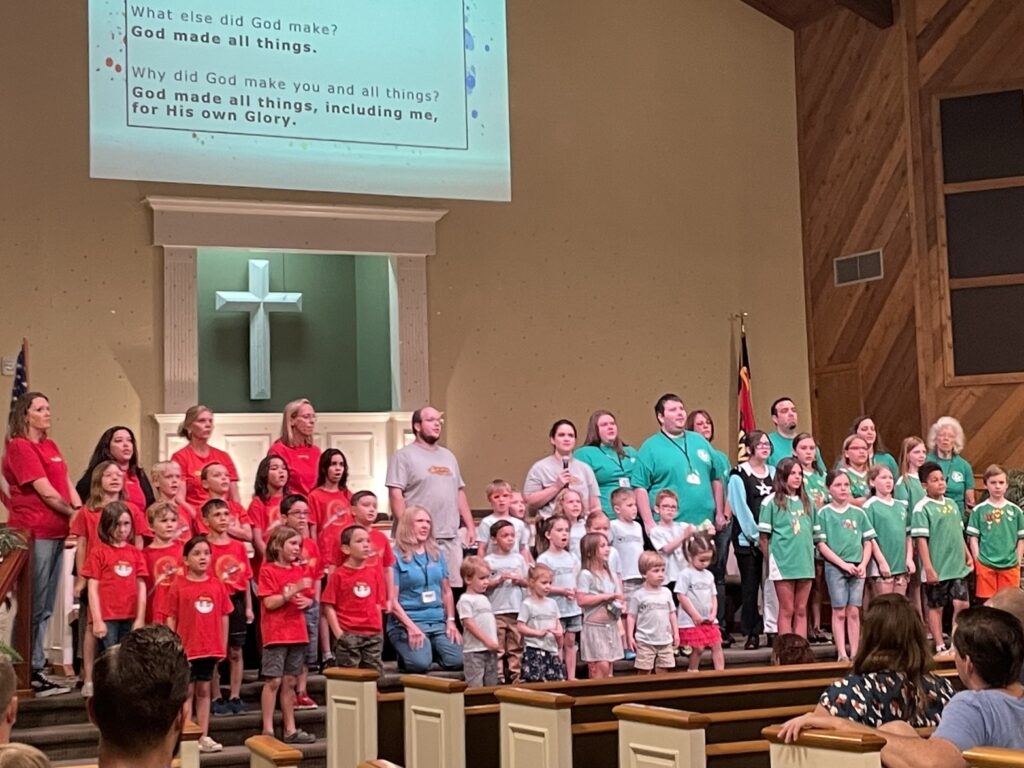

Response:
(150, 196), (437, 412)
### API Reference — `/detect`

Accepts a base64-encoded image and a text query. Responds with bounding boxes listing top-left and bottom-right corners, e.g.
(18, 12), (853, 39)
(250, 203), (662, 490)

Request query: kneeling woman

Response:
(387, 507), (464, 673)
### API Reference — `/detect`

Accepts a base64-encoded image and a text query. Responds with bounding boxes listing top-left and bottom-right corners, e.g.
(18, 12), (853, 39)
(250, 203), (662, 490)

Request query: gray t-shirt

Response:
(675, 564), (715, 628)
(485, 551), (527, 614)
(517, 595), (560, 653)
(385, 442), (465, 538)
(537, 549), (581, 618)
(523, 455), (600, 518)
(457, 591), (497, 654)
(477, 514), (529, 555)
(627, 586), (675, 646)
(577, 568), (620, 623)
(933, 688), (1024, 751)
(610, 519), (645, 581)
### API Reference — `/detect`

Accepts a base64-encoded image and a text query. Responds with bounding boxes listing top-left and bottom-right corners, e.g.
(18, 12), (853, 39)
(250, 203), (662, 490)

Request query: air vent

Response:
(834, 248), (884, 286)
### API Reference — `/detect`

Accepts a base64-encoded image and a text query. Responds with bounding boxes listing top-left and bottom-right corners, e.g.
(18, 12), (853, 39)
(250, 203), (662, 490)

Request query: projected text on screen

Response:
(90, 0), (511, 200)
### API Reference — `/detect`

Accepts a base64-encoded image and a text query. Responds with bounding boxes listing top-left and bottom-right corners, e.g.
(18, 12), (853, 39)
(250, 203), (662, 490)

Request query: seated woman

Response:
(783, 593), (955, 730)
(387, 506), (464, 674)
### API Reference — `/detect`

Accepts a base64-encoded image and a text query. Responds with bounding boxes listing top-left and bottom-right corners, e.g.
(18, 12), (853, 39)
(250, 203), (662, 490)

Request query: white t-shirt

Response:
(517, 595), (560, 653)
(627, 586), (675, 646)
(457, 591), (497, 654)
(649, 522), (687, 583)
(485, 551), (527, 614)
(569, 520), (586, 558)
(537, 548), (581, 618)
(610, 519), (645, 581)
(477, 514), (529, 555)
(675, 564), (715, 628)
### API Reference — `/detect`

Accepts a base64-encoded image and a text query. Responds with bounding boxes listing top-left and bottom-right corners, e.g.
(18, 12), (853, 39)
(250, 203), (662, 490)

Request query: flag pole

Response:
(22, 338), (28, 389)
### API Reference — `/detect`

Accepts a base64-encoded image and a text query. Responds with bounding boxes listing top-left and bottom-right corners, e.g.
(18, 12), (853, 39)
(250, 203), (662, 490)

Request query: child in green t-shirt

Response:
(911, 462), (973, 654)
(966, 465), (1024, 600)
(813, 470), (875, 661)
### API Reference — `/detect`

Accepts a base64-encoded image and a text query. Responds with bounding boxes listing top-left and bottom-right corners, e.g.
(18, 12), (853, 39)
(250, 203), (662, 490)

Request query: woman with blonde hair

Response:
(926, 416), (974, 517)
(386, 506), (463, 673)
(270, 398), (321, 497)
(170, 405), (240, 508)
(0, 743), (52, 768)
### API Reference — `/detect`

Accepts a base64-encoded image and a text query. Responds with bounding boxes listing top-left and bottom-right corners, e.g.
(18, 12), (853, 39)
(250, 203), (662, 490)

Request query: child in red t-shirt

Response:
(257, 525), (316, 744)
(281, 495), (323, 709)
(308, 448), (352, 541)
(249, 455), (289, 571)
(202, 498), (253, 716)
(143, 501), (184, 623)
(166, 535), (233, 753)
(151, 460), (199, 541)
(323, 525), (386, 673)
(344, 491), (396, 609)
(83, 501), (148, 661)
(199, 462), (252, 545)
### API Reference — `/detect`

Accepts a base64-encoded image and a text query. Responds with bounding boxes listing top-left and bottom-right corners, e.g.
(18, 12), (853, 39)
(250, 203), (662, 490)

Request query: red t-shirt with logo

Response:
(71, 503), (149, 548)
(164, 574), (233, 659)
(2, 437), (72, 540)
(208, 537), (252, 594)
(257, 562), (311, 645)
(269, 440), (322, 498)
(248, 494), (284, 535)
(170, 445), (239, 509)
(308, 487), (352, 534)
(82, 542), (149, 620)
(322, 563), (385, 635)
(143, 542), (184, 622)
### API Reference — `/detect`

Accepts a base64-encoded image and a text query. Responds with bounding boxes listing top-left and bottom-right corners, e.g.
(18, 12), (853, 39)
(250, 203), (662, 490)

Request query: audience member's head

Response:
(87, 625), (190, 765)
(0, 656), (16, 744)
(0, 743), (51, 768)
(987, 588), (1024, 684)
(952, 606), (1024, 690)
(770, 634), (815, 666)
(854, 593), (933, 678)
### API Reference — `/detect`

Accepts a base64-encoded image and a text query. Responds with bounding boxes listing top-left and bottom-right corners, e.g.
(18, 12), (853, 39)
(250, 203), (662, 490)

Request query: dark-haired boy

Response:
(911, 461), (972, 654)
(322, 525), (385, 672)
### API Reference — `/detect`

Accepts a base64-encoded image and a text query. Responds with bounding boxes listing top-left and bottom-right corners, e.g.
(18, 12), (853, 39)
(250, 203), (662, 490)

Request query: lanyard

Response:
(662, 431), (692, 475)
(413, 552), (432, 586)
(602, 444), (628, 473)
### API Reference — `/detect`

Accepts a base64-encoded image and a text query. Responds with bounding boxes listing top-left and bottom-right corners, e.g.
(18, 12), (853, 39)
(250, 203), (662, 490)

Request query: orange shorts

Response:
(974, 560), (1020, 599)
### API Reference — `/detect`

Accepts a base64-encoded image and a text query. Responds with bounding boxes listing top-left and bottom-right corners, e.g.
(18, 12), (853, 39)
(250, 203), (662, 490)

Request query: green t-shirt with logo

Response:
(575, 444), (640, 517)
(813, 503), (876, 563)
(926, 453), (974, 516)
(863, 497), (910, 575)
(911, 496), (970, 581)
(803, 468), (830, 512)
(894, 475), (925, 513)
(633, 431), (720, 526)
(758, 495), (815, 580)
(841, 467), (869, 499)
(966, 500), (1024, 570)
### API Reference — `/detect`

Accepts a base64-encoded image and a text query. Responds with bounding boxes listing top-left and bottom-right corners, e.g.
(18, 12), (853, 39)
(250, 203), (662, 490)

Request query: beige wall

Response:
(0, 0), (807, 507)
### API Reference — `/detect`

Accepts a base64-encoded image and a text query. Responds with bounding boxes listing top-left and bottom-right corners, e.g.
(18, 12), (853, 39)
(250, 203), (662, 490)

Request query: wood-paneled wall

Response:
(796, 0), (1024, 472)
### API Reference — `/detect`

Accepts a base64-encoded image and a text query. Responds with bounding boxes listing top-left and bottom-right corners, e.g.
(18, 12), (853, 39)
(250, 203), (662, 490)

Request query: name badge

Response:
(421, 590), (437, 604)
(618, 477), (631, 488)
(686, 472), (701, 485)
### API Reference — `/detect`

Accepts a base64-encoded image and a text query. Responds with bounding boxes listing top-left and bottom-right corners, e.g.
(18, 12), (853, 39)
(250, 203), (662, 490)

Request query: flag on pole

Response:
(10, 339), (28, 408)
(736, 326), (755, 462)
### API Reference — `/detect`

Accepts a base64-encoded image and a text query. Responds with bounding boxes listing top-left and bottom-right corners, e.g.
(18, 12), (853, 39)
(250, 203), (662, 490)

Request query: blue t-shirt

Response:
(392, 548), (448, 624)
(933, 688), (1024, 751)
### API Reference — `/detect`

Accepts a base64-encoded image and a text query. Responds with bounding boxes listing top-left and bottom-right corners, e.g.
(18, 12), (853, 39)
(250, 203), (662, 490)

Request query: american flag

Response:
(9, 340), (28, 407)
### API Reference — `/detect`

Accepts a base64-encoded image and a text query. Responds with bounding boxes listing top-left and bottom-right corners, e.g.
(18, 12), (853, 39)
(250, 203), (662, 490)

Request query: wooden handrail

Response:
(245, 735), (303, 766)
(570, 703), (812, 736)
(705, 739), (770, 755)
(0, 528), (32, 692)
(325, 667), (380, 683)
(569, 675), (839, 707)
(613, 703), (711, 730)
(359, 761), (404, 768)
(963, 747), (1024, 768)
(495, 687), (575, 709)
(181, 720), (202, 742)
(762, 725), (887, 753)
(399, 674), (467, 693)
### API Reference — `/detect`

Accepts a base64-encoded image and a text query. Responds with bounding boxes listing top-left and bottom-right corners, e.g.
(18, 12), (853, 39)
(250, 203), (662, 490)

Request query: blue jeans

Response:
(96, 619), (133, 654)
(386, 618), (463, 673)
(823, 562), (865, 608)
(31, 539), (66, 672)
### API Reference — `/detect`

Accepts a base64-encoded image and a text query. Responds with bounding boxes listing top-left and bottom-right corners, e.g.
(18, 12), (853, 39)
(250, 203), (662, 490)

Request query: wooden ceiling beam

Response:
(834, 0), (894, 28)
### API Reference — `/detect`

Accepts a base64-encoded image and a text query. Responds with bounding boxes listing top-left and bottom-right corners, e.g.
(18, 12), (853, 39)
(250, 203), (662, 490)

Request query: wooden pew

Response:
(177, 720), (202, 768)
(401, 676), (467, 768)
(359, 762), (404, 768)
(325, 667), (380, 768)
(495, 688), (575, 768)
(964, 748), (1024, 768)
(245, 734), (303, 768)
(613, 703), (709, 767)
(762, 724), (885, 768)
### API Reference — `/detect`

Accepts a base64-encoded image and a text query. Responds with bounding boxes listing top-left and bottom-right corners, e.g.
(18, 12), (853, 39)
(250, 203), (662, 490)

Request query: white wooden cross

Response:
(214, 259), (303, 400)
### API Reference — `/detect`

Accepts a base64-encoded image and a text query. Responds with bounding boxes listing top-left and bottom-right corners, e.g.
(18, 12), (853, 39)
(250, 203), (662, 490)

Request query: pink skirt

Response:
(679, 623), (721, 647)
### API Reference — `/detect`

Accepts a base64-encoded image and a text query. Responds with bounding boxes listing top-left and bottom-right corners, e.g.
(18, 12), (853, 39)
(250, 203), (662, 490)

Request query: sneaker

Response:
(294, 692), (317, 710)
(81, 681), (94, 698)
(322, 656), (338, 669)
(622, 650), (636, 661)
(198, 736), (223, 753)
(212, 698), (231, 716)
(31, 672), (70, 698)
(282, 728), (316, 744)
(678, 645), (693, 657)
(227, 696), (246, 714)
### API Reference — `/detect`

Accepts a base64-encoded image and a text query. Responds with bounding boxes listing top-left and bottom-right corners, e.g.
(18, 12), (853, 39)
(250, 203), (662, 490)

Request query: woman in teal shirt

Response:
(848, 416), (899, 478)
(576, 410), (638, 517)
(926, 416), (975, 517)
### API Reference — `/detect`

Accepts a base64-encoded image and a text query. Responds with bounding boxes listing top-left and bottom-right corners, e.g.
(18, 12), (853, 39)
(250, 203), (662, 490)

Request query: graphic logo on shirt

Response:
(195, 596), (215, 614)
(941, 502), (958, 516)
(114, 561), (134, 578)
(697, 449), (710, 464)
(842, 519), (858, 531)
(984, 508), (1009, 528)
(353, 582), (371, 599)
(791, 519), (802, 535)
(951, 471), (965, 483)
(216, 555), (243, 585)
(153, 556), (181, 585)
(428, 466), (452, 476)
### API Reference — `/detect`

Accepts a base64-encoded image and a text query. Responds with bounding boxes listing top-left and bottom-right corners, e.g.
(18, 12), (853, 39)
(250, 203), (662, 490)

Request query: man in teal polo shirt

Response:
(767, 396), (824, 467)
(633, 393), (724, 533)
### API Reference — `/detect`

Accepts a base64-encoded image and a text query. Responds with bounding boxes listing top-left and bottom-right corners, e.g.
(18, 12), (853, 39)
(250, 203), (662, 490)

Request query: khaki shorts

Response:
(634, 642), (676, 671)
(436, 537), (465, 587)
